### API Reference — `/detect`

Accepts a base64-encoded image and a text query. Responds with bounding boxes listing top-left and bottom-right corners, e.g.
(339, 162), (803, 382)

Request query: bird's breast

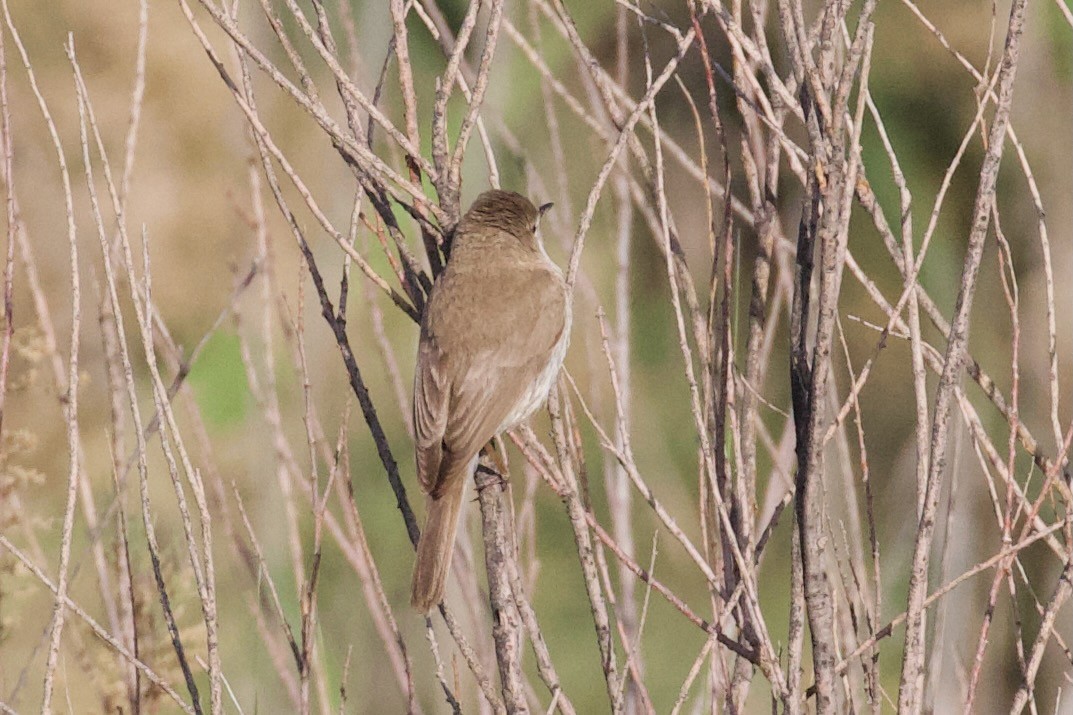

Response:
(497, 296), (571, 433)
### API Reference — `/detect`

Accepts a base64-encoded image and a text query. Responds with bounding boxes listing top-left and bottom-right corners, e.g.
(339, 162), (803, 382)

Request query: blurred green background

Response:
(0, 0), (1070, 712)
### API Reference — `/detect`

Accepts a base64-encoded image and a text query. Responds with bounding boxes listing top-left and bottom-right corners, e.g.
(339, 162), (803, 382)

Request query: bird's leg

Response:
(488, 436), (511, 478)
(474, 438), (509, 492)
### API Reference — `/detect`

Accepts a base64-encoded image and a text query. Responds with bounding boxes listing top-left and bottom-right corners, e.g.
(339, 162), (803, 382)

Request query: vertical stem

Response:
(549, 389), (622, 711)
(896, 1), (1029, 711)
(475, 457), (529, 713)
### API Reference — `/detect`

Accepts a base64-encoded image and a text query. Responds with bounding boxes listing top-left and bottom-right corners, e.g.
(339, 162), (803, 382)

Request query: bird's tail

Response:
(410, 484), (465, 612)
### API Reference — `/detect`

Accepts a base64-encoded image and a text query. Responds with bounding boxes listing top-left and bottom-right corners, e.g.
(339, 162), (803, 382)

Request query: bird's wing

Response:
(413, 333), (450, 494)
(415, 267), (566, 499)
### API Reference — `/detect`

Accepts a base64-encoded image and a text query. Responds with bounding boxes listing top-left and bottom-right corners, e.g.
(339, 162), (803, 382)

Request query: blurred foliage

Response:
(0, 0), (1068, 712)
(189, 333), (249, 427)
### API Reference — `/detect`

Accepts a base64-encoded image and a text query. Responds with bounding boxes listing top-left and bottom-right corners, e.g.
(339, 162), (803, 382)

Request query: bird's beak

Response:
(538, 202), (554, 217)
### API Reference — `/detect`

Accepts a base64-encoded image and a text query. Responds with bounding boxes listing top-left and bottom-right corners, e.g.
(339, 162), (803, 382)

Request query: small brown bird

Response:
(411, 190), (570, 612)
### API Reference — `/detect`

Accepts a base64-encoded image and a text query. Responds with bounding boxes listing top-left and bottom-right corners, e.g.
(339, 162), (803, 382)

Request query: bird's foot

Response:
(474, 458), (507, 493)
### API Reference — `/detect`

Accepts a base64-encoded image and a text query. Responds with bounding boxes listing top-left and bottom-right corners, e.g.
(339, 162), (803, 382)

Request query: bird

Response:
(410, 189), (570, 613)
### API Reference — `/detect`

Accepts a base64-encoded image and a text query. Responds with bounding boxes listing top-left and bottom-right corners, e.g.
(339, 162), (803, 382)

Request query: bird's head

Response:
(455, 190), (553, 252)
